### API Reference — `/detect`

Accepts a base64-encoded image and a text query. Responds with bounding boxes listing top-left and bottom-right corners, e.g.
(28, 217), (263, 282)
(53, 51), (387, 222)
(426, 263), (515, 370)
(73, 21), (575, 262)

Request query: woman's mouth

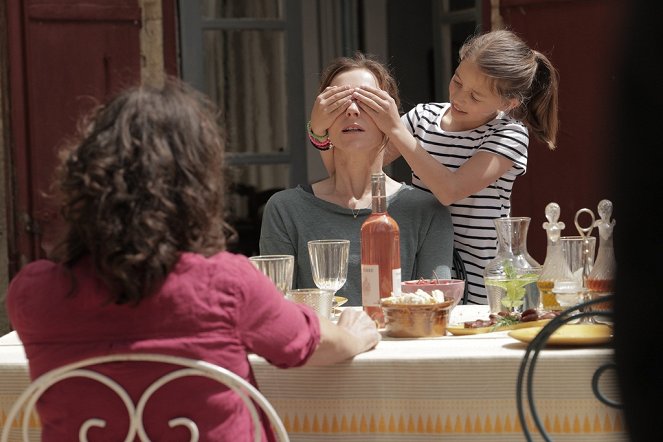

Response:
(342, 125), (364, 133)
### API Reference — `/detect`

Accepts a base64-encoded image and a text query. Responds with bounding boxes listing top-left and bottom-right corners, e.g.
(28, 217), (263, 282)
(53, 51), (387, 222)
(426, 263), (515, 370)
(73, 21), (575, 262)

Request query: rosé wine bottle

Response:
(361, 172), (401, 327)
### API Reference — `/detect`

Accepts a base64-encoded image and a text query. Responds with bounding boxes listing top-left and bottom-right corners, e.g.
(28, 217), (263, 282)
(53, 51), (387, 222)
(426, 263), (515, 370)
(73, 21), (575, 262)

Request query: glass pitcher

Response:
(484, 217), (542, 314)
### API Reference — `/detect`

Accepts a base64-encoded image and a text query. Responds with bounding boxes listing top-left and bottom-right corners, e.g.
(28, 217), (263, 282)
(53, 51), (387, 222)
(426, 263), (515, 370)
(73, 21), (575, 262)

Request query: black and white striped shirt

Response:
(401, 102), (529, 304)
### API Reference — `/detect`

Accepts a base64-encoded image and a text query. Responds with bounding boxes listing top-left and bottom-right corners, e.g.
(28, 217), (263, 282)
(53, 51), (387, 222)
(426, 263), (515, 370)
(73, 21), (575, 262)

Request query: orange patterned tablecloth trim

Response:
(275, 406), (623, 435)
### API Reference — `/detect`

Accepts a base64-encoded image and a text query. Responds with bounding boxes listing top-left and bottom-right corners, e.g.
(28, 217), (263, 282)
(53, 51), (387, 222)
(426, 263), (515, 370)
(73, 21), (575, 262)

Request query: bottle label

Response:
(361, 264), (380, 306)
(392, 268), (402, 296)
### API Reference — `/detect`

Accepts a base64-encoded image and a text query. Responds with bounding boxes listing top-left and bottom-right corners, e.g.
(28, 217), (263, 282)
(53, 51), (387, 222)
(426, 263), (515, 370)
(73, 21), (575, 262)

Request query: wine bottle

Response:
(361, 172), (401, 327)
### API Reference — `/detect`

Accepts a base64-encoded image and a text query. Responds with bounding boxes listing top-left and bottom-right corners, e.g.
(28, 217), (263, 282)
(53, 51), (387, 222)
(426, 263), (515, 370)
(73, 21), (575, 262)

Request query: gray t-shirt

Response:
(259, 183), (454, 305)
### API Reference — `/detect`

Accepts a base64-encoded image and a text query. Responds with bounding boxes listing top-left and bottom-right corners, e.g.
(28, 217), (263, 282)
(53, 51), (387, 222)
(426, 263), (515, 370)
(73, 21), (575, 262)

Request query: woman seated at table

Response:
(5, 79), (381, 441)
(260, 53), (454, 305)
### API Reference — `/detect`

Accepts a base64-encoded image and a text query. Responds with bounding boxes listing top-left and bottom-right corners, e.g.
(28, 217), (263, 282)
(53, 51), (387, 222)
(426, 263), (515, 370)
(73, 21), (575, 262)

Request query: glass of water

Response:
(307, 239), (350, 295)
(248, 255), (294, 295)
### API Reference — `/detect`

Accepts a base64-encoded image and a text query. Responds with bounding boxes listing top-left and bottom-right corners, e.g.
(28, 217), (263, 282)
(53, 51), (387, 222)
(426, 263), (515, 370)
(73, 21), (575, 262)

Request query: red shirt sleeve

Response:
(230, 257), (321, 368)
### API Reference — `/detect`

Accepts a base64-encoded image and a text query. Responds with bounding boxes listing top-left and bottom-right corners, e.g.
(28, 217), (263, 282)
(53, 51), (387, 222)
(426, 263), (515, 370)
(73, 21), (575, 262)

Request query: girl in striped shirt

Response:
(311, 30), (559, 304)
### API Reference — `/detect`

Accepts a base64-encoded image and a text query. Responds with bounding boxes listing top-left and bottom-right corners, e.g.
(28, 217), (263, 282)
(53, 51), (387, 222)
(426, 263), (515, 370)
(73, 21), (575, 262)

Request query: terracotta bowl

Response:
(381, 298), (454, 338)
(401, 279), (465, 308)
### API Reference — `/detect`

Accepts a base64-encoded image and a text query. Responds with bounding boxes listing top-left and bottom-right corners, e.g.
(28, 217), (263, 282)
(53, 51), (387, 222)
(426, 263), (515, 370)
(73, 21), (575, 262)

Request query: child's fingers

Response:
(354, 87), (396, 113)
(353, 90), (383, 113)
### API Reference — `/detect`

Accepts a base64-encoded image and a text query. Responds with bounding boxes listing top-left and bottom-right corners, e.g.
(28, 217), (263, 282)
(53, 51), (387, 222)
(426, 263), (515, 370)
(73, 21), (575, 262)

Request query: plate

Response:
(447, 319), (551, 336)
(508, 324), (613, 346)
(334, 296), (348, 308)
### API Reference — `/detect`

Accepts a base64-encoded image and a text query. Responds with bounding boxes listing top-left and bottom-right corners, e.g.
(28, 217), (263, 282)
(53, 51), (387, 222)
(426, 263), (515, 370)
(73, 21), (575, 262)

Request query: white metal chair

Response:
(1, 353), (289, 442)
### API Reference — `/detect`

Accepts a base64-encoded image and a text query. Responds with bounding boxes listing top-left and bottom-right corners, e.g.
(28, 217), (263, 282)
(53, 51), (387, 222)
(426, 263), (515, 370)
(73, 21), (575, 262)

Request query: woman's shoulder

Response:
(174, 251), (264, 298)
(14, 259), (60, 275)
(177, 251), (252, 275)
(264, 186), (310, 206)
(10, 259), (68, 289)
(392, 184), (449, 212)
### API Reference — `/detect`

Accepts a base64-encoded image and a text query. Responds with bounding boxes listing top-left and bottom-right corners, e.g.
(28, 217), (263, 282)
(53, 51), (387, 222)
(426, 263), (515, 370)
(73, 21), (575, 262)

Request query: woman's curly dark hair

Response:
(53, 79), (228, 304)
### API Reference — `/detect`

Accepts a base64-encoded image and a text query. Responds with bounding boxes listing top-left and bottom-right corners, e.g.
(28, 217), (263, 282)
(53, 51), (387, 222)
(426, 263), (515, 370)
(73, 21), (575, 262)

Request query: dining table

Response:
(0, 305), (627, 441)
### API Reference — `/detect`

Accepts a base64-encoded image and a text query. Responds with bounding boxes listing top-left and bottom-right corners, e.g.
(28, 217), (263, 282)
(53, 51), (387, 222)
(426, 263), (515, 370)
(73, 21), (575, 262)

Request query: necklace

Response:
(351, 202), (371, 218)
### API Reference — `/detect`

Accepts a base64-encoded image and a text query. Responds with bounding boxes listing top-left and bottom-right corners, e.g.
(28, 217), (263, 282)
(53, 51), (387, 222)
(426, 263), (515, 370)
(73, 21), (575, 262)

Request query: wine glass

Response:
(248, 255), (294, 295)
(307, 240), (350, 295)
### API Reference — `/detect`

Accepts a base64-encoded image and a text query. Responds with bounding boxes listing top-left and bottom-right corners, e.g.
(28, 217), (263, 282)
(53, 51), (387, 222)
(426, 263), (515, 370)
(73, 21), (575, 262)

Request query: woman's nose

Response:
(346, 99), (360, 116)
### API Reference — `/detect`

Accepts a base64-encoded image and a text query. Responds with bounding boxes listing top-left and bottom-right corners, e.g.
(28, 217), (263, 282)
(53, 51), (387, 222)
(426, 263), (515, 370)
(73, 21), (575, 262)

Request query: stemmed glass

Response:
(307, 240), (350, 295)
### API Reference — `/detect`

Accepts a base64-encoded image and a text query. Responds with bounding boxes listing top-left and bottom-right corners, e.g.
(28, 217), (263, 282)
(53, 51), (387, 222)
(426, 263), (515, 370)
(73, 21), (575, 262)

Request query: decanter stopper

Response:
(595, 199), (616, 240)
(586, 199), (617, 312)
(538, 202), (576, 311)
(542, 202), (565, 243)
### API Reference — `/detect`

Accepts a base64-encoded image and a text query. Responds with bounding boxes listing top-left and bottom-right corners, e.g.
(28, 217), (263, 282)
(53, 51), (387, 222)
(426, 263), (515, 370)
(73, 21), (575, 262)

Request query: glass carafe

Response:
(484, 217), (542, 314)
(537, 203), (578, 311)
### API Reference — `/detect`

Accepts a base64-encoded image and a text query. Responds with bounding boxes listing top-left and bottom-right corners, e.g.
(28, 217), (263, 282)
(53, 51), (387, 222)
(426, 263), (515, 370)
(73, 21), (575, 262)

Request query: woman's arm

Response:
(382, 140), (402, 167)
(353, 86), (514, 206)
(304, 309), (381, 366)
(310, 86), (355, 177)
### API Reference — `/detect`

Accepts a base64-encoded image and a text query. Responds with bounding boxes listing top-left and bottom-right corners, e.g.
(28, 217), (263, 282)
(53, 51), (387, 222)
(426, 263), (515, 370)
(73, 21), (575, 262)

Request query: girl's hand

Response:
(352, 85), (403, 136)
(309, 86), (355, 136)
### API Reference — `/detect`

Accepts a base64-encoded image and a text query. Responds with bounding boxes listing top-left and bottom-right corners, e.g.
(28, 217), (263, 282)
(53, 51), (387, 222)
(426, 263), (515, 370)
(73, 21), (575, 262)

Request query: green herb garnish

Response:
(490, 315), (520, 331)
(484, 261), (539, 309)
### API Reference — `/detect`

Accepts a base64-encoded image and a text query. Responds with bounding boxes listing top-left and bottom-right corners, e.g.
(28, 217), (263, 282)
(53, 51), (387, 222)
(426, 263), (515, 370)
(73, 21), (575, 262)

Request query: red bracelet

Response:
(308, 132), (331, 151)
(306, 121), (331, 151)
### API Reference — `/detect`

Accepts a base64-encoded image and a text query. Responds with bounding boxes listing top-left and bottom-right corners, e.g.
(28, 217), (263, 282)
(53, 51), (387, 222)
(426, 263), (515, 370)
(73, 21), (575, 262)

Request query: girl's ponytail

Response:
(525, 51), (559, 150)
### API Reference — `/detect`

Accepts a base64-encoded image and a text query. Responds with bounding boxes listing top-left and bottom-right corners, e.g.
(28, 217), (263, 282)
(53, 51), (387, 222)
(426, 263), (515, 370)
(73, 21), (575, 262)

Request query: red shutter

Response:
(6, 0), (141, 271)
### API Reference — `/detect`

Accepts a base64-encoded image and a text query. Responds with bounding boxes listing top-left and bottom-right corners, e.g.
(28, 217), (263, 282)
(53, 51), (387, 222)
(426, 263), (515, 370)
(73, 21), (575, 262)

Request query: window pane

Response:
(203, 30), (287, 155)
(200, 0), (283, 19)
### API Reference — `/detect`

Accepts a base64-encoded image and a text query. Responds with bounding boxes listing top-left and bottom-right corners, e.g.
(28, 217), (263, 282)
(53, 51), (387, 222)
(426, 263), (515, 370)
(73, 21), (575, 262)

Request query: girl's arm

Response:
(353, 86), (513, 206)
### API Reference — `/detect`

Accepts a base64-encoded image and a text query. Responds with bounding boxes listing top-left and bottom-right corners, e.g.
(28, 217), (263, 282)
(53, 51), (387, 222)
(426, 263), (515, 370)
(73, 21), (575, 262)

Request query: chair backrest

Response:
(515, 294), (619, 441)
(1, 353), (289, 442)
(451, 248), (470, 305)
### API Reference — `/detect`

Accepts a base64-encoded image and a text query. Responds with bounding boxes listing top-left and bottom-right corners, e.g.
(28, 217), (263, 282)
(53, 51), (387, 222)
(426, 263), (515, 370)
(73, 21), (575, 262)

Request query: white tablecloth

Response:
(0, 306), (627, 441)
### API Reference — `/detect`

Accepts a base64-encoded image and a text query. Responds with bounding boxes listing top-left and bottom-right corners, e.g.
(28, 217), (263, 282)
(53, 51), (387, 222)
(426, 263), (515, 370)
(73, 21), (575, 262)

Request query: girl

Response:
(310, 29), (559, 304)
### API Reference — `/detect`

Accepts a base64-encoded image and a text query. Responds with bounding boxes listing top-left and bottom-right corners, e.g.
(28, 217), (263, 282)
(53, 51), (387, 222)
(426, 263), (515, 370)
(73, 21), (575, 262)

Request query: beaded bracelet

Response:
(308, 132), (331, 151)
(306, 120), (328, 141)
(306, 121), (331, 151)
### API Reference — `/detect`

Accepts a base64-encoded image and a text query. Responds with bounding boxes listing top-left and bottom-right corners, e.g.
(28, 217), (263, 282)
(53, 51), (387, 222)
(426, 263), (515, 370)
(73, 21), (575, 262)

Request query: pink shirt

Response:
(6, 251), (320, 441)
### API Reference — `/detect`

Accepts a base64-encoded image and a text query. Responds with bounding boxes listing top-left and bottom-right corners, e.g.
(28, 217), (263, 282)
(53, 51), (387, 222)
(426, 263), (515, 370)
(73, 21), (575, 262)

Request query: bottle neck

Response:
(370, 173), (387, 213)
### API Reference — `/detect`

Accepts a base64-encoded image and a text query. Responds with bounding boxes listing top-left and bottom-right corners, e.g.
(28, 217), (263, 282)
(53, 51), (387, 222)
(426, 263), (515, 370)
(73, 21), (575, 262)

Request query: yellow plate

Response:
(508, 324), (613, 346)
(334, 296), (348, 307)
(447, 319), (551, 335)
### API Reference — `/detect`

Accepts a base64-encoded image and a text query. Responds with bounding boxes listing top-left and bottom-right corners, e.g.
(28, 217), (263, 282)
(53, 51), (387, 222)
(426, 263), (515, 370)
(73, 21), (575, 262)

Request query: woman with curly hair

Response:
(6, 79), (380, 441)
